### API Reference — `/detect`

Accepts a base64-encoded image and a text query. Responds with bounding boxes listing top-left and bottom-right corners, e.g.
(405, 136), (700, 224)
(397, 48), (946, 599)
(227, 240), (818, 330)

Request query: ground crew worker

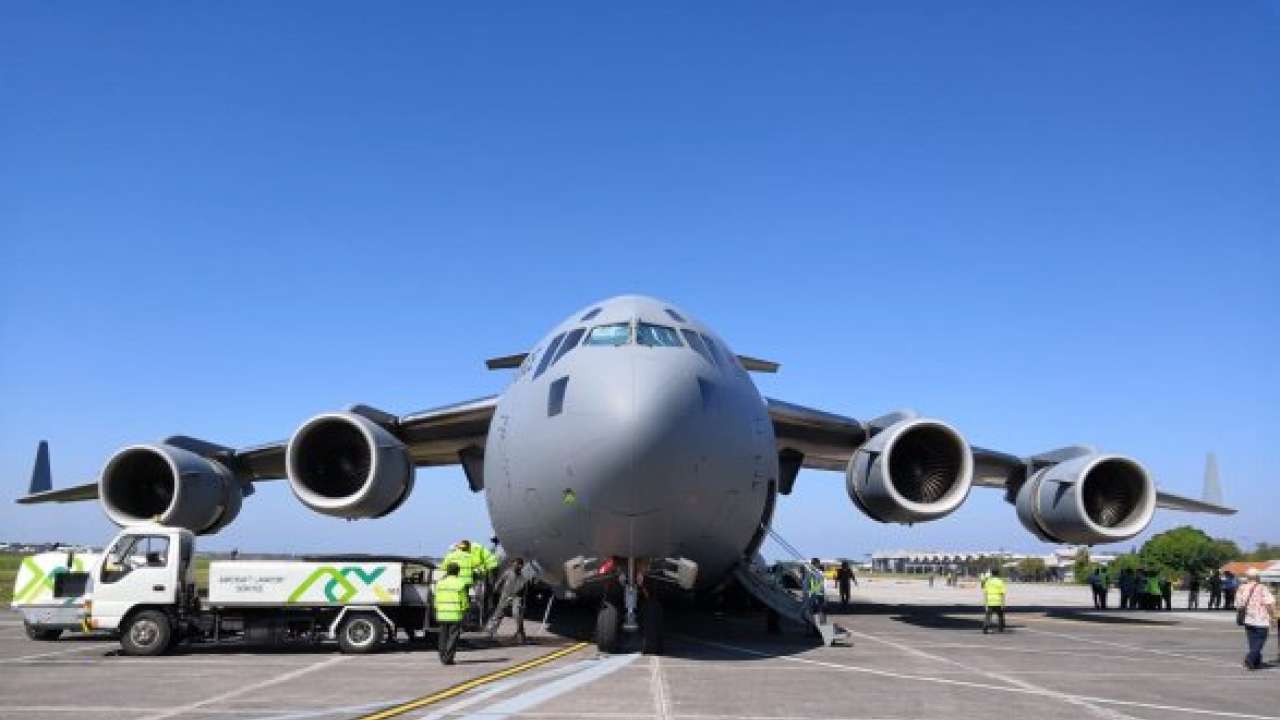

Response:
(1144, 570), (1161, 611)
(808, 558), (827, 623)
(836, 561), (856, 608)
(1208, 570), (1223, 609)
(434, 562), (469, 665)
(981, 567), (1006, 633)
(470, 539), (501, 617)
(485, 557), (532, 644)
(1159, 574), (1173, 611)
(1223, 571), (1239, 610)
(1187, 573), (1201, 609)
(442, 540), (478, 587)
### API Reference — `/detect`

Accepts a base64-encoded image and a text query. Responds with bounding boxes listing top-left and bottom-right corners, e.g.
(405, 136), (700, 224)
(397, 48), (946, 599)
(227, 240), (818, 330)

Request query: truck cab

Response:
(88, 526), (194, 653)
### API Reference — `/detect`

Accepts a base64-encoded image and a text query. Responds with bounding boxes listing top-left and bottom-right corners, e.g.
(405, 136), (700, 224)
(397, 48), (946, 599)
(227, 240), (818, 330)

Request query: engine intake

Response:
(100, 444), (242, 534)
(286, 411), (413, 519)
(1015, 453), (1154, 545)
(846, 418), (973, 523)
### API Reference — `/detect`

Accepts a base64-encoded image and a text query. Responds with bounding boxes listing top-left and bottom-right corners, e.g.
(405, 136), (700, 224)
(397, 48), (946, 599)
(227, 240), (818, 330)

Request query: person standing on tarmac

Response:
(485, 557), (532, 644)
(981, 567), (1007, 633)
(1160, 573), (1173, 611)
(1089, 568), (1108, 610)
(836, 561), (856, 608)
(434, 562), (470, 665)
(808, 558), (827, 623)
(1239, 567), (1276, 670)
(1208, 570), (1223, 609)
(1187, 573), (1201, 610)
(1223, 571), (1239, 610)
(1118, 568), (1135, 610)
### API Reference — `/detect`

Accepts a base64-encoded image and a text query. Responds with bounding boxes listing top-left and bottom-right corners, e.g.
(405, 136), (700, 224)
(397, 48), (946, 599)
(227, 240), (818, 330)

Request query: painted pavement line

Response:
(411, 660), (600, 720)
(844, 627), (1138, 720)
(355, 642), (590, 720)
(0, 643), (105, 663)
(1020, 624), (1237, 668)
(448, 652), (640, 720)
(682, 636), (1280, 720)
(136, 654), (350, 720)
(649, 655), (672, 720)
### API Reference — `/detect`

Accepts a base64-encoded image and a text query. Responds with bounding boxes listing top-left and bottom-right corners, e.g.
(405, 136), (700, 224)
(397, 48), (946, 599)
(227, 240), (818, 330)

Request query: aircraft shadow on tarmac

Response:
(826, 602), (1189, 631)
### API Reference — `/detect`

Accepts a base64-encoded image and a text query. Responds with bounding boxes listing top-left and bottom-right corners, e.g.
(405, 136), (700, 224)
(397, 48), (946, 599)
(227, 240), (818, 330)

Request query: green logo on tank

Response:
(286, 566), (388, 604)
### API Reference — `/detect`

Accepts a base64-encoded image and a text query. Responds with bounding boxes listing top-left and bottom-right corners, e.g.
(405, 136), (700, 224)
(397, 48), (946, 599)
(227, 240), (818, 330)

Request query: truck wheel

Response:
(121, 611), (172, 656)
(595, 600), (620, 653)
(23, 623), (63, 641)
(337, 613), (385, 654)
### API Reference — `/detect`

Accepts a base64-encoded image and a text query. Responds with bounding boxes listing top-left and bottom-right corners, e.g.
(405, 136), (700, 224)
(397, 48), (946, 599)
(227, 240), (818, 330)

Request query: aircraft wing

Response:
(765, 397), (1235, 514)
(15, 395), (498, 505)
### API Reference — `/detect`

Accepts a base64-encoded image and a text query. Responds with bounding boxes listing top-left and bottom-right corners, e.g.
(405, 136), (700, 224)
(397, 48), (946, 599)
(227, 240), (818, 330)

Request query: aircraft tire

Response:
(121, 610), (172, 656)
(641, 599), (664, 655)
(595, 600), (620, 653)
(23, 623), (62, 642)
(337, 613), (386, 654)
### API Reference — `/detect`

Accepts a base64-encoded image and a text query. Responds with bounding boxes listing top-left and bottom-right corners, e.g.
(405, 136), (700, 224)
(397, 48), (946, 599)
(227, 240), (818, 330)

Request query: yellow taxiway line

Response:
(355, 641), (589, 720)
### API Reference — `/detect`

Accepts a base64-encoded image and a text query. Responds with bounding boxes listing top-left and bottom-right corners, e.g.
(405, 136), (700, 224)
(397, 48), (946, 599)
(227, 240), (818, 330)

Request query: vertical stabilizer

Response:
(1201, 452), (1223, 505)
(29, 441), (52, 494)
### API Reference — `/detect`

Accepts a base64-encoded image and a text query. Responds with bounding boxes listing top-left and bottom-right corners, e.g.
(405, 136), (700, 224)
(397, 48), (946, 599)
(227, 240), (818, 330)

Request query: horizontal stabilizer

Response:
(1155, 490), (1236, 516)
(17, 481), (99, 505)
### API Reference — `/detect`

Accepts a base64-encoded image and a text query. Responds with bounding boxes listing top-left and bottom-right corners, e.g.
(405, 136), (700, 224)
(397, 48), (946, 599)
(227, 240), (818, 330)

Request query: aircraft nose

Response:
(566, 352), (706, 517)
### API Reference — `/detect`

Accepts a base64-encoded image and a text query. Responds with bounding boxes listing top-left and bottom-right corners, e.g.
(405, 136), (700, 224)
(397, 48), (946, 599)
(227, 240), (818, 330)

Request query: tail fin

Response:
(1201, 452), (1223, 505)
(29, 441), (51, 495)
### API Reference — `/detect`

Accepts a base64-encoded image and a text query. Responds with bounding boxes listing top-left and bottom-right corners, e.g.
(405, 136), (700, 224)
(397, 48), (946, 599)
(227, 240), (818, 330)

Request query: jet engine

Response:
(846, 418), (973, 523)
(286, 411), (413, 519)
(1015, 453), (1154, 545)
(100, 444), (242, 534)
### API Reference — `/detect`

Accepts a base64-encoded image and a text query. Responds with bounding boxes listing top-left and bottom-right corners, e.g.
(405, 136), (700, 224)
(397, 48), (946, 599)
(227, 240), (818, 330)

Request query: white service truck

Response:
(10, 549), (100, 640)
(87, 525), (438, 656)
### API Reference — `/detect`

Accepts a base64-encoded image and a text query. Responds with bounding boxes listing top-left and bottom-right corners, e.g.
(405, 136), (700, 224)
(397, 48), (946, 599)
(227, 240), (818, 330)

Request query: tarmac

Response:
(1, 579), (1276, 720)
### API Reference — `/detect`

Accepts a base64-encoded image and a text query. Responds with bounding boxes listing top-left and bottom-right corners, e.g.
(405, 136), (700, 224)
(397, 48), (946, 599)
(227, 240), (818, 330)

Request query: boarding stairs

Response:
(732, 526), (847, 646)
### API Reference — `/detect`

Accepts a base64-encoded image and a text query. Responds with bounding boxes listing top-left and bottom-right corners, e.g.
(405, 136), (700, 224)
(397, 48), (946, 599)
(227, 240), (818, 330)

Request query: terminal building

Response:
(869, 547), (1118, 579)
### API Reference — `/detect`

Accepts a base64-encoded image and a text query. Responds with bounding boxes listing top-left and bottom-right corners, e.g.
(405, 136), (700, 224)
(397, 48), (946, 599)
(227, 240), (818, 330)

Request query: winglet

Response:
(29, 441), (51, 495)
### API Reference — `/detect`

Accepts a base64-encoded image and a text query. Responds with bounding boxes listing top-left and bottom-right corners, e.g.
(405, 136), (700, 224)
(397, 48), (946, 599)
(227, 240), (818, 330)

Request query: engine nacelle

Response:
(1016, 453), (1155, 545)
(100, 444), (243, 535)
(846, 418), (974, 523)
(286, 411), (413, 519)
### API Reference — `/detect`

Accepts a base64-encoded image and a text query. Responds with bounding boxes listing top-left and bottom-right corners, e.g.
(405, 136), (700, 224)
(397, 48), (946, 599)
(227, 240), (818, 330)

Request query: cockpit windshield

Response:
(636, 323), (682, 347)
(585, 323), (631, 346)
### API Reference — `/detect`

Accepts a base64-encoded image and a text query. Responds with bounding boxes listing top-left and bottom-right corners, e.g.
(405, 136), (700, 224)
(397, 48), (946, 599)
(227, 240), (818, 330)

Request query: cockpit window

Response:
(681, 329), (713, 364)
(551, 328), (586, 366)
(665, 309), (685, 322)
(636, 323), (682, 347)
(534, 332), (566, 379)
(700, 333), (724, 367)
(585, 323), (631, 346)
(580, 308), (602, 321)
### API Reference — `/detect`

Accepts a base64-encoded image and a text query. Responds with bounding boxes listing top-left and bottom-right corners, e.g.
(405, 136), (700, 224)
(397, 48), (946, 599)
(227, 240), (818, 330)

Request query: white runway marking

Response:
(409, 660), (600, 720)
(684, 636), (1280, 720)
(0, 644), (103, 663)
(446, 653), (639, 720)
(1021, 625), (1236, 668)
(136, 654), (349, 720)
(845, 627), (1138, 720)
(650, 656), (672, 720)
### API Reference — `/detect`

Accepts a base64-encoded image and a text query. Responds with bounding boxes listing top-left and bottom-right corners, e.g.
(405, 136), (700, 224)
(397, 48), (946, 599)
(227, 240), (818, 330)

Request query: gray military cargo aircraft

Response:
(18, 294), (1234, 652)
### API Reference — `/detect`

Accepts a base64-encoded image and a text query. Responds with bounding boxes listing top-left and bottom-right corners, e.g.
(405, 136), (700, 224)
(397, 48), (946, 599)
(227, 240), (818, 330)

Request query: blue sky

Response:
(2, 3), (1276, 558)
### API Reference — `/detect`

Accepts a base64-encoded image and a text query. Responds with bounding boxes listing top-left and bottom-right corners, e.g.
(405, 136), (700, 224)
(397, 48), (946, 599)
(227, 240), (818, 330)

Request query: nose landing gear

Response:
(572, 555), (697, 655)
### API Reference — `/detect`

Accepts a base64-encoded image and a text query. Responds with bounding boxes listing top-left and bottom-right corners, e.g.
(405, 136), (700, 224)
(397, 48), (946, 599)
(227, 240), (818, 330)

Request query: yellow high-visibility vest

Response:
(983, 577), (1006, 607)
(434, 575), (470, 622)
